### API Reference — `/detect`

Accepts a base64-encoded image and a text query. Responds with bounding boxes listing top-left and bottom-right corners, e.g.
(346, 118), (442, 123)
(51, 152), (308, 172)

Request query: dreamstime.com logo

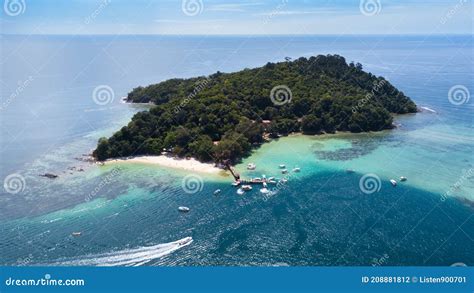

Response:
(3, 0), (26, 16)
(3, 173), (26, 194)
(5, 274), (85, 287)
(0, 75), (34, 112)
(182, 0), (203, 16)
(84, 0), (110, 25)
(174, 78), (210, 113)
(448, 85), (470, 106)
(359, 0), (381, 16)
(181, 174), (204, 194)
(270, 85), (292, 106)
(85, 167), (122, 202)
(92, 85), (115, 106)
(352, 79), (387, 113)
(359, 173), (381, 194)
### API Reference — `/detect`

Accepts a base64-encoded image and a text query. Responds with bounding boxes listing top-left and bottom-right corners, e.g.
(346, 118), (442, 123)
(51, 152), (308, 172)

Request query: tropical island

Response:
(93, 55), (416, 165)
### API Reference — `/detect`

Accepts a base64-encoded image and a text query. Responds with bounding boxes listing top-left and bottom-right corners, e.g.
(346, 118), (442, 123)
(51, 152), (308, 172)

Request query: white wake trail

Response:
(49, 237), (193, 266)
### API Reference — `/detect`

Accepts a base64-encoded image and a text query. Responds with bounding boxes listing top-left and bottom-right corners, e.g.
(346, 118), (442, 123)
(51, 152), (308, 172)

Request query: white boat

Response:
(178, 206), (190, 212)
(279, 164), (286, 169)
(390, 179), (397, 186)
(72, 232), (82, 237)
(262, 182), (268, 188)
(281, 169), (288, 174)
(177, 237), (193, 246)
(268, 177), (275, 181)
(237, 188), (245, 195)
(292, 167), (301, 173)
(242, 185), (253, 191)
(400, 176), (407, 182)
(231, 181), (240, 186)
(247, 163), (256, 170)
(280, 178), (288, 183)
(214, 189), (221, 195)
(260, 187), (269, 194)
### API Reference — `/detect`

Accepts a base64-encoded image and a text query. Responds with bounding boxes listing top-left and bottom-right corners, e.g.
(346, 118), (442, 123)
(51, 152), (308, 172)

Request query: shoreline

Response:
(101, 155), (227, 175)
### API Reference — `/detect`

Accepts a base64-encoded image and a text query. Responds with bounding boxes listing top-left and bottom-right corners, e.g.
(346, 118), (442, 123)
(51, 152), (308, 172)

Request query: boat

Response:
(268, 177), (275, 181)
(400, 176), (407, 182)
(213, 189), (221, 195)
(292, 167), (301, 173)
(178, 206), (190, 212)
(231, 181), (240, 186)
(260, 187), (269, 194)
(247, 163), (256, 170)
(72, 232), (82, 237)
(281, 169), (288, 174)
(346, 169), (355, 173)
(279, 164), (286, 169)
(262, 182), (268, 188)
(177, 237), (193, 246)
(390, 179), (397, 186)
(242, 185), (253, 191)
(280, 178), (288, 183)
(237, 188), (245, 195)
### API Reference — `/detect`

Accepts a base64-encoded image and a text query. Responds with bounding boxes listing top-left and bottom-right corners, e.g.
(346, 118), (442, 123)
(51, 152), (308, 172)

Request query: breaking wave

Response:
(48, 237), (192, 266)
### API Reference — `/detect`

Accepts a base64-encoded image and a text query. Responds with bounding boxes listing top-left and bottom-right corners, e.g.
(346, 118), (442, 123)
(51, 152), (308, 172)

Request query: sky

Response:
(0, 0), (472, 35)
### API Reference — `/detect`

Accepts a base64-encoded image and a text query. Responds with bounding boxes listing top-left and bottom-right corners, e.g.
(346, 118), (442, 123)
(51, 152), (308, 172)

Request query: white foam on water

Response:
(48, 237), (193, 266)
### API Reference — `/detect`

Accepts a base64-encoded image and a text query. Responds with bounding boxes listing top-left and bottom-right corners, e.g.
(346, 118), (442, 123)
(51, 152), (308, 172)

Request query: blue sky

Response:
(1, 0), (472, 35)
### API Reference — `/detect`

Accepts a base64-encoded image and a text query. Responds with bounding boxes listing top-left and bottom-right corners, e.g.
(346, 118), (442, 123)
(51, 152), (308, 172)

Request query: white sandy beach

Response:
(103, 155), (225, 175)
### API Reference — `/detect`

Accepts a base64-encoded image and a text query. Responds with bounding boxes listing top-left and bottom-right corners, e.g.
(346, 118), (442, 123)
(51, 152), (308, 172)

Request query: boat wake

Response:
(419, 106), (437, 113)
(47, 237), (193, 266)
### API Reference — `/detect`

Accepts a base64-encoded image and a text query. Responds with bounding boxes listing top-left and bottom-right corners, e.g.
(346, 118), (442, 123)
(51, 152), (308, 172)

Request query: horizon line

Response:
(2, 33), (472, 37)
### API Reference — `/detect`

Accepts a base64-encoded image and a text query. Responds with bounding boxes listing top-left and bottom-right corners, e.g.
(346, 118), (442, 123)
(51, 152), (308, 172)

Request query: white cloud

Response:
(208, 2), (264, 12)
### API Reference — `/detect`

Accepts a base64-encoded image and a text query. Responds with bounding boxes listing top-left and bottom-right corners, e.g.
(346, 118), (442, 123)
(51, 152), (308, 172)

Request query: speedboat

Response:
(214, 189), (221, 195)
(72, 232), (82, 237)
(390, 179), (397, 186)
(279, 164), (286, 169)
(242, 185), (253, 191)
(177, 237), (193, 246)
(247, 163), (256, 170)
(178, 206), (190, 212)
(400, 176), (407, 182)
(237, 188), (245, 195)
(292, 167), (301, 173)
(281, 169), (288, 174)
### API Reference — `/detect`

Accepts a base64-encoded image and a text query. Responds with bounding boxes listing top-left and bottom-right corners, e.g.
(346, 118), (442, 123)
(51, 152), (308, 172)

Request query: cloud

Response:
(256, 9), (345, 16)
(208, 2), (264, 12)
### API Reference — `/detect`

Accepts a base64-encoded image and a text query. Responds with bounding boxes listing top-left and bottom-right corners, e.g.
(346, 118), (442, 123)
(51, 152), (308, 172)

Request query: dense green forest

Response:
(93, 55), (417, 163)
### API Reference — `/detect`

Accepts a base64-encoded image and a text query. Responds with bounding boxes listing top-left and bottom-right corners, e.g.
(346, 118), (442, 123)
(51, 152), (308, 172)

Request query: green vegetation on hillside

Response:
(93, 55), (417, 163)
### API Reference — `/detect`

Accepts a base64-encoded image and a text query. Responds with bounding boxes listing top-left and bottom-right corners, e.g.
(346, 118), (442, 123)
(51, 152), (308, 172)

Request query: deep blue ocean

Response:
(0, 35), (473, 266)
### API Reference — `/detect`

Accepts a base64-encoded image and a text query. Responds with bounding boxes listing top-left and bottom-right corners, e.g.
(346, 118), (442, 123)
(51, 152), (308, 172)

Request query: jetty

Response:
(224, 160), (279, 187)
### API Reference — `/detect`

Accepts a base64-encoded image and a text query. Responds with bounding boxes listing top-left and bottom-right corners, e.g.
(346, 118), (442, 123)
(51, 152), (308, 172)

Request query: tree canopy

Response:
(93, 55), (417, 163)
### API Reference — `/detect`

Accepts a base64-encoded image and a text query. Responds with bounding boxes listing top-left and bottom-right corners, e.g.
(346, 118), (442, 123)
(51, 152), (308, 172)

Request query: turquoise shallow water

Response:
(0, 35), (473, 266)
